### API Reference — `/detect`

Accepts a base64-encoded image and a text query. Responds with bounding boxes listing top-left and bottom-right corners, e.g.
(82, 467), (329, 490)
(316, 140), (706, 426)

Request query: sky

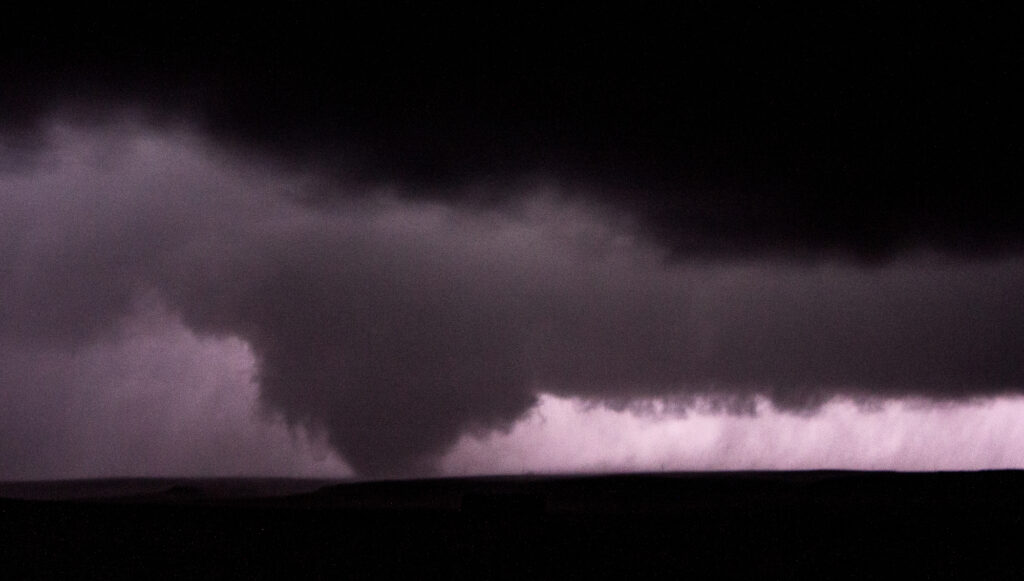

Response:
(1, 4), (1022, 479)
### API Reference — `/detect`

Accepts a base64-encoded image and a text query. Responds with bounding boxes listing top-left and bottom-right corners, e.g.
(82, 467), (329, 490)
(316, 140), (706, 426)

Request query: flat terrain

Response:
(2, 471), (1022, 579)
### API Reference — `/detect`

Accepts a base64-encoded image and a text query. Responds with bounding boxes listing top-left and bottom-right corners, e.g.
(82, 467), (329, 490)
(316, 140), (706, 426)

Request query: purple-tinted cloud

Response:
(443, 394), (1024, 474)
(2, 119), (1023, 477)
(0, 296), (349, 479)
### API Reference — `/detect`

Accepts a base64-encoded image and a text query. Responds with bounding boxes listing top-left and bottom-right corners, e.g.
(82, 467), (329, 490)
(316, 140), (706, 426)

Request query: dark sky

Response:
(2, 4), (1022, 478)
(5, 3), (1021, 256)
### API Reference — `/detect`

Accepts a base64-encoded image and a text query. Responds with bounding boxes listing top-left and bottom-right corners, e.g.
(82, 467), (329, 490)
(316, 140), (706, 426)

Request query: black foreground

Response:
(2, 471), (1022, 579)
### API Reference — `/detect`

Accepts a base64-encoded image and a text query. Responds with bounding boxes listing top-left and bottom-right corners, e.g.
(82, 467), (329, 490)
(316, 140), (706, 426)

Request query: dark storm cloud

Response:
(2, 122), (1023, 477)
(3, 4), (1021, 257)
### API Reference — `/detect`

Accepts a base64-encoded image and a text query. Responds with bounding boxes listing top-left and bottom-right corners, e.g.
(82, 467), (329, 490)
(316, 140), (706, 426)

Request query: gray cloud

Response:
(0, 297), (348, 479)
(3, 120), (1023, 477)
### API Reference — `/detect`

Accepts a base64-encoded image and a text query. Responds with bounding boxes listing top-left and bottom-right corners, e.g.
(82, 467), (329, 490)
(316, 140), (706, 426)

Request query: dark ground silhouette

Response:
(2, 471), (1022, 579)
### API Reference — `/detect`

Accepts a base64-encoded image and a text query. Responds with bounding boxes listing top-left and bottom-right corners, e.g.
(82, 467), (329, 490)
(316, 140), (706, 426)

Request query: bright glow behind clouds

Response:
(443, 395), (1024, 475)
